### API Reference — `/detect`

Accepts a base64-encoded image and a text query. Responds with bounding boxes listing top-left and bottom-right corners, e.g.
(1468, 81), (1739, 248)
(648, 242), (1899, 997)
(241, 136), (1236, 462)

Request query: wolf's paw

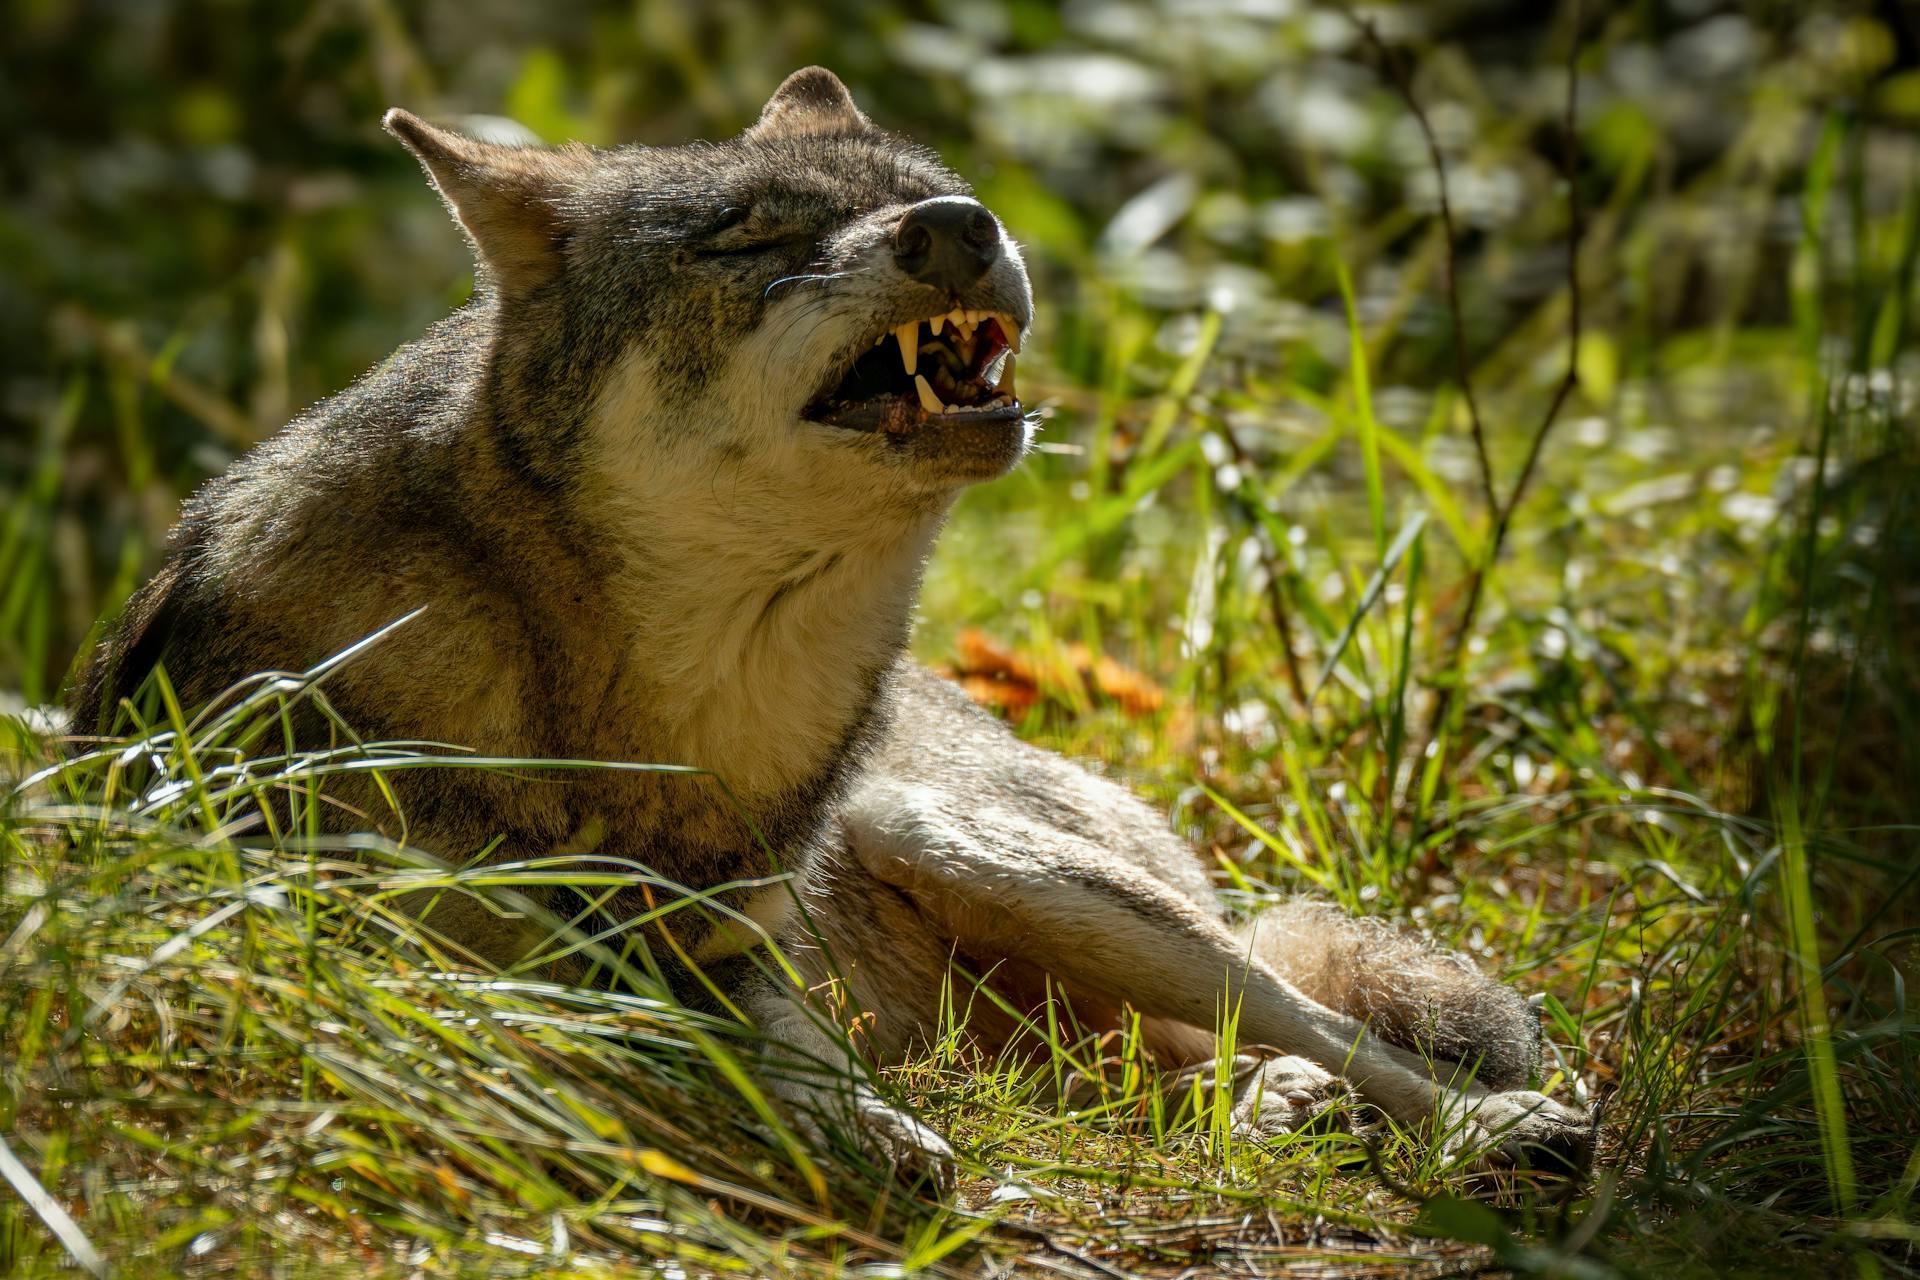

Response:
(1442, 1089), (1592, 1174)
(1228, 1054), (1347, 1141)
(785, 1091), (955, 1195)
(854, 1097), (956, 1194)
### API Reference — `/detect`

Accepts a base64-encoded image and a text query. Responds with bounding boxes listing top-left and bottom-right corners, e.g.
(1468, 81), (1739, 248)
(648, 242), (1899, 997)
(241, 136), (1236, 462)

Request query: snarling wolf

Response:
(72, 68), (1591, 1187)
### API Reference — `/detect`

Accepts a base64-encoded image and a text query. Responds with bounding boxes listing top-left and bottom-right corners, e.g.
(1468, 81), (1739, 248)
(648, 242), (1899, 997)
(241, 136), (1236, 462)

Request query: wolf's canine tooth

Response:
(823, 303), (1020, 430)
(895, 322), (918, 377)
(913, 374), (943, 415)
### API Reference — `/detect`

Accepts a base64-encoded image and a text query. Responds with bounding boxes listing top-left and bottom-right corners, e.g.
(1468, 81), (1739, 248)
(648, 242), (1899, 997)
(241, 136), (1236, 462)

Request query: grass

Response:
(5, 4), (1920, 1277)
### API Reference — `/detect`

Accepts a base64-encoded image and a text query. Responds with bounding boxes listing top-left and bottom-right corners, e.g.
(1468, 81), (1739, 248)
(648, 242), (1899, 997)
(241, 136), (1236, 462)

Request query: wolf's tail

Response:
(1236, 896), (1542, 1091)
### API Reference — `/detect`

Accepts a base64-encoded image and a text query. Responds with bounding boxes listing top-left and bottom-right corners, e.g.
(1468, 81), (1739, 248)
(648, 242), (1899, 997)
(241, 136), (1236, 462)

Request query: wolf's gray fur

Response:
(73, 68), (1589, 1186)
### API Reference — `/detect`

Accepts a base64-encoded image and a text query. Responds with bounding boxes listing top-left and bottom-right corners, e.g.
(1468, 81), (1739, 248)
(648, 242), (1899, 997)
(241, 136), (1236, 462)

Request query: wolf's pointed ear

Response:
(384, 109), (573, 296)
(747, 67), (873, 141)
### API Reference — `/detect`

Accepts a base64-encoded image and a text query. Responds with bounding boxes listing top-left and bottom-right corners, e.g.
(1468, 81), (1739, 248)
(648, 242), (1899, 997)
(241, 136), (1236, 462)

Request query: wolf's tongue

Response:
(971, 317), (1010, 369)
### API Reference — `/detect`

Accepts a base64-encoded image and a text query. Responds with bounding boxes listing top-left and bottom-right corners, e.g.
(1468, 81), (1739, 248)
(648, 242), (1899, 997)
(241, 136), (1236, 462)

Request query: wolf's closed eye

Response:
(698, 206), (817, 256)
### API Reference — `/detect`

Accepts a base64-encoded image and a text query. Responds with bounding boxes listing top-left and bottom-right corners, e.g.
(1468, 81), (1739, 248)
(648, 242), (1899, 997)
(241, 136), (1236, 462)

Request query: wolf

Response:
(72, 67), (1591, 1188)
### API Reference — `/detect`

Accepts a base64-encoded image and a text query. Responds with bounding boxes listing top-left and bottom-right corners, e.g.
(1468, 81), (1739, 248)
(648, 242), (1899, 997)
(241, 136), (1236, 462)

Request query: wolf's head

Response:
(386, 69), (1034, 523)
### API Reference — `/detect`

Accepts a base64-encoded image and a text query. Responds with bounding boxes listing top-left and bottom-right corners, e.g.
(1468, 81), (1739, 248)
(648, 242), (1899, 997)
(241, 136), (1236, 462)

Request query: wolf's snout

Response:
(894, 196), (1001, 292)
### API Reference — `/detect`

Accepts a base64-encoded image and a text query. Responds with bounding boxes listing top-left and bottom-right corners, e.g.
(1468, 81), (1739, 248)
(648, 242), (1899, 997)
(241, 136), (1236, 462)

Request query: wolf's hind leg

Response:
(1238, 897), (1542, 1092)
(843, 781), (1591, 1171)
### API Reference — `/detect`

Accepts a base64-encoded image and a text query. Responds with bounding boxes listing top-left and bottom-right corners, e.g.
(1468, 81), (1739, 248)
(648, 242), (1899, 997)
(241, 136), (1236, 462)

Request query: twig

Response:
(1339, 5), (1498, 517)
(995, 1218), (1144, 1280)
(1259, 544), (1311, 708)
(1421, 0), (1586, 789)
(1213, 418), (1311, 706)
(1343, 4), (1585, 847)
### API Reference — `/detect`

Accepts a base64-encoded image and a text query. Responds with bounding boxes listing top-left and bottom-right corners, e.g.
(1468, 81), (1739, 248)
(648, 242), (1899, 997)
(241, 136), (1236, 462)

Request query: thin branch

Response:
(1214, 418), (1311, 706)
(1341, 6), (1499, 517)
(1259, 543), (1311, 709)
(1352, 2), (1586, 847)
(1433, 0), (1586, 705)
(1497, 0), (1586, 542)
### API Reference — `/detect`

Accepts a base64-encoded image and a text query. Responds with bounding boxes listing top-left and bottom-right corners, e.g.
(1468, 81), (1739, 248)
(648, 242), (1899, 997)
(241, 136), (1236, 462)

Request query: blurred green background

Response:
(5, 0), (1914, 703)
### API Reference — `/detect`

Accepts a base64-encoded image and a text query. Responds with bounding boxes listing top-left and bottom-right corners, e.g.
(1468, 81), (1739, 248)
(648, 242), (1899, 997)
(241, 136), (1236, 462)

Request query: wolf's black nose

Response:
(894, 196), (1001, 292)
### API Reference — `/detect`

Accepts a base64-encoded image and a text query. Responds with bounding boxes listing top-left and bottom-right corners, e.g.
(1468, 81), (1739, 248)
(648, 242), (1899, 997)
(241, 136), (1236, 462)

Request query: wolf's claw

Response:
(1443, 1089), (1593, 1174)
(783, 1091), (955, 1195)
(1228, 1054), (1347, 1140)
(855, 1097), (956, 1194)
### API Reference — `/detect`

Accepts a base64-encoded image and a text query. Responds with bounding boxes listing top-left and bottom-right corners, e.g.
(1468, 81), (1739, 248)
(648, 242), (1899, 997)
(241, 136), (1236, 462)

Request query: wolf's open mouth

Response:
(804, 307), (1023, 433)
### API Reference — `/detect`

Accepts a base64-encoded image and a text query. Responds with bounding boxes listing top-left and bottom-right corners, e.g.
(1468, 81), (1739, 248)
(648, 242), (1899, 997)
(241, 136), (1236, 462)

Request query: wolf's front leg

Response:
(743, 981), (955, 1192)
(1172, 1052), (1347, 1140)
(733, 860), (980, 1192)
(842, 781), (1591, 1172)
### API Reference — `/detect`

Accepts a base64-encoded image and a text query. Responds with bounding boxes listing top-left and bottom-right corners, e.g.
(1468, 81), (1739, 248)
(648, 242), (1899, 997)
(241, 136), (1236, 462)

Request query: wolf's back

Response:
(67, 307), (497, 735)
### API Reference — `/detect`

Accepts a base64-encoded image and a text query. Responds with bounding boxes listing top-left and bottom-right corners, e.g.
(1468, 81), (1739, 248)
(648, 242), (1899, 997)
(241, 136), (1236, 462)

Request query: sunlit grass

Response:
(5, 6), (1919, 1275)
(6, 294), (1913, 1273)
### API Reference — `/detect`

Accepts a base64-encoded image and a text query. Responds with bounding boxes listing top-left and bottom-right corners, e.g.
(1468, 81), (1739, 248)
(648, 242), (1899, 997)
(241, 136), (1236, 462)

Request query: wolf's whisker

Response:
(764, 271), (855, 299)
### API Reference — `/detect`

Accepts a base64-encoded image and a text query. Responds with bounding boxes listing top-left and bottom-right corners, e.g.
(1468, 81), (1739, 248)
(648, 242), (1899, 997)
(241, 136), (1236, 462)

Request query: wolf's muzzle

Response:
(894, 196), (1001, 293)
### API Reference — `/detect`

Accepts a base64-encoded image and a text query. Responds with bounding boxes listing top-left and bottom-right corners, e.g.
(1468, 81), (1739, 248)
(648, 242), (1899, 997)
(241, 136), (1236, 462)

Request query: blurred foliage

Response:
(3, 0), (1920, 1276)
(3, 0), (1917, 698)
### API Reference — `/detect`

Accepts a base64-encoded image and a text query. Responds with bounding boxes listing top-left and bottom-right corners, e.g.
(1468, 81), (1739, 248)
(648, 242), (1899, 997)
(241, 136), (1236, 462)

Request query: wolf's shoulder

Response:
(70, 303), (544, 731)
(223, 304), (494, 490)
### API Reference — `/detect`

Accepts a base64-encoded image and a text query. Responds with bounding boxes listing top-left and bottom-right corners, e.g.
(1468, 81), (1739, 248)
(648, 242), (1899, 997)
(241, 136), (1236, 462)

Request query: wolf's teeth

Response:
(1001, 316), (1023, 353)
(929, 315), (944, 336)
(995, 353), (1017, 394)
(895, 322), (919, 376)
(914, 374), (944, 415)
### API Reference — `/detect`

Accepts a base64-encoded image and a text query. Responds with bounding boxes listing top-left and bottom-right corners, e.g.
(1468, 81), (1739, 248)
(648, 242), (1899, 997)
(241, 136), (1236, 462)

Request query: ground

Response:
(2, 3), (1917, 1277)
